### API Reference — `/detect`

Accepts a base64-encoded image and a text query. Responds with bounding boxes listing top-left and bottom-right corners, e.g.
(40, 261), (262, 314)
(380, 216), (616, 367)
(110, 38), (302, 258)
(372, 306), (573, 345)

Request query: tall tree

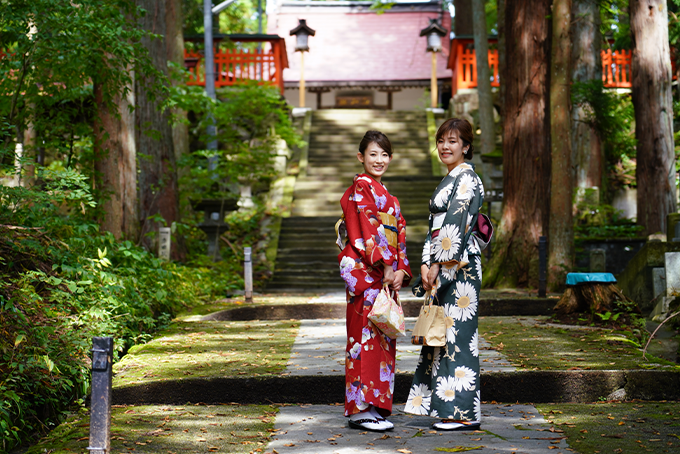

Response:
(136, 0), (184, 259)
(454, 0), (474, 35)
(93, 81), (138, 240)
(471, 0), (495, 157)
(571, 0), (602, 196)
(630, 0), (677, 235)
(485, 0), (551, 288)
(548, 0), (573, 290)
(167, 0), (189, 167)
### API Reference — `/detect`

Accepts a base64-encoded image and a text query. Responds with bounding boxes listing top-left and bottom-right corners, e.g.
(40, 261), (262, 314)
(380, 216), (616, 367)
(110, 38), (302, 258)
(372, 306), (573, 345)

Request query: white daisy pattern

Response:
(405, 384), (431, 415)
(443, 304), (457, 344)
(452, 281), (478, 321)
(441, 262), (458, 281)
(435, 376), (457, 402)
(422, 238), (432, 265)
(469, 329), (479, 357)
(431, 347), (442, 376)
(474, 390), (482, 421)
(456, 173), (477, 200)
(475, 256), (482, 281)
(452, 366), (476, 392)
(432, 224), (461, 263)
(433, 182), (454, 208)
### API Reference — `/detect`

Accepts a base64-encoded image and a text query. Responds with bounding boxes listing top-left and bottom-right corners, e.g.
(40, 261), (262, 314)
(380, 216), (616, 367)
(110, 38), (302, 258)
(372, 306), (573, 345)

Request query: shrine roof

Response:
(267, 1), (452, 85)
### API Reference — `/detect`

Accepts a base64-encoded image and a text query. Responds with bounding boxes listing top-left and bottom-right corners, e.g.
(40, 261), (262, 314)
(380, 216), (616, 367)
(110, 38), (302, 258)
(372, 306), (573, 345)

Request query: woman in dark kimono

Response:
(404, 118), (486, 431)
(337, 130), (412, 432)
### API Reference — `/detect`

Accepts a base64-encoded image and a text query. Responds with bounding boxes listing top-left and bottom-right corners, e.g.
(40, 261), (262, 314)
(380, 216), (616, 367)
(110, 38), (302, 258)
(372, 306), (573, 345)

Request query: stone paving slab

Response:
(267, 403), (570, 454)
(287, 318), (517, 376)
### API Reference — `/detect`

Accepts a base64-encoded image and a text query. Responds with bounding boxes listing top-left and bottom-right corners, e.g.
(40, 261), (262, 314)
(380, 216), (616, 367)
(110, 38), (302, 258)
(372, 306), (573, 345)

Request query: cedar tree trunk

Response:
(485, 0), (552, 288)
(93, 81), (138, 240)
(454, 0), (473, 35)
(548, 0), (574, 291)
(471, 0), (495, 156)
(167, 0), (189, 167)
(136, 0), (184, 260)
(630, 0), (677, 235)
(571, 0), (602, 196)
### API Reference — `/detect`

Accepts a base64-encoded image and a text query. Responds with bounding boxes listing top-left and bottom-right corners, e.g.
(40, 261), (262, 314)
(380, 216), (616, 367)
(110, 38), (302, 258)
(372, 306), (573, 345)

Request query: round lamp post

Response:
(420, 19), (447, 109)
(290, 19), (316, 108)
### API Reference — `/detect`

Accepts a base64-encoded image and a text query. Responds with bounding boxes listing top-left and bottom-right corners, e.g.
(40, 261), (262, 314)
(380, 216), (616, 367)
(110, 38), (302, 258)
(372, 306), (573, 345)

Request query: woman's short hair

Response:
(435, 118), (475, 160)
(359, 130), (393, 157)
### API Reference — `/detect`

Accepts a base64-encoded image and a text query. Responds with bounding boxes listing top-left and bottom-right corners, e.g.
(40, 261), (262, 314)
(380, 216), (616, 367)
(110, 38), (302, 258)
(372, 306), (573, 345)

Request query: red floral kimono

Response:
(337, 174), (412, 417)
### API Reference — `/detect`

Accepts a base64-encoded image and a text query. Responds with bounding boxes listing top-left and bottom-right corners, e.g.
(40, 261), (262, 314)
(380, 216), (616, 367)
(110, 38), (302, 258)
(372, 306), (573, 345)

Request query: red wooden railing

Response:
(184, 35), (288, 94)
(447, 38), (636, 95)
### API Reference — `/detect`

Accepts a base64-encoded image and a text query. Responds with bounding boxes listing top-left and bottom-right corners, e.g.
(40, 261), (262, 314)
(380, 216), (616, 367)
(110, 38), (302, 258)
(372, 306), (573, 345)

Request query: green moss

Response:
(178, 294), (321, 317)
(113, 320), (300, 386)
(536, 402), (680, 454)
(479, 316), (676, 370)
(25, 404), (277, 454)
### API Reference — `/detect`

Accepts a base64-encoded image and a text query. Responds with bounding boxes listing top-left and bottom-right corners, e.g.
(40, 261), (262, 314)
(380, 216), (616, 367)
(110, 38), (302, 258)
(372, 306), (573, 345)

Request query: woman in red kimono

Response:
(337, 130), (412, 432)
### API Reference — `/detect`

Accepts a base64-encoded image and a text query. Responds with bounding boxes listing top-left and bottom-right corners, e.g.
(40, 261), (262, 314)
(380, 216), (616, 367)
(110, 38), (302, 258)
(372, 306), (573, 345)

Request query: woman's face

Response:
(357, 142), (392, 182)
(437, 129), (467, 171)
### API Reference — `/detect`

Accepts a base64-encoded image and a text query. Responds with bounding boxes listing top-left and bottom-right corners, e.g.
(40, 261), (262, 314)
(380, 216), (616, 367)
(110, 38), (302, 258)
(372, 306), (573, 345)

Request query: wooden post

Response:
(158, 227), (171, 261)
(299, 52), (305, 108)
(431, 52), (437, 108)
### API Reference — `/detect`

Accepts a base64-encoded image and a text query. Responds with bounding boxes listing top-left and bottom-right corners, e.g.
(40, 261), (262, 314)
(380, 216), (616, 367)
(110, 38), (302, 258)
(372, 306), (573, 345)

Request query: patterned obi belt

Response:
(379, 212), (398, 248)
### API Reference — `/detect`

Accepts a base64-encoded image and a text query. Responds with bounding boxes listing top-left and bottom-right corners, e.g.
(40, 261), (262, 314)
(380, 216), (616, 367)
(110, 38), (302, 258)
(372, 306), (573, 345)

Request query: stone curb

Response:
(202, 298), (555, 321)
(112, 370), (680, 406)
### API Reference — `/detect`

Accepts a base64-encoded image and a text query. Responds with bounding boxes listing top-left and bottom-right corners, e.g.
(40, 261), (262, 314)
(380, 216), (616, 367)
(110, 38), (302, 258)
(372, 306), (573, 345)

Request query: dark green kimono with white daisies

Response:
(404, 162), (485, 421)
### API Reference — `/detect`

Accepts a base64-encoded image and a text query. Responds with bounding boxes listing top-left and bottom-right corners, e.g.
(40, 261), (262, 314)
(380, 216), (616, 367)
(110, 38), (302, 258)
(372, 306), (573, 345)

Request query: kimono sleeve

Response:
(343, 179), (396, 267)
(430, 170), (482, 266)
(395, 201), (413, 281)
(421, 228), (432, 267)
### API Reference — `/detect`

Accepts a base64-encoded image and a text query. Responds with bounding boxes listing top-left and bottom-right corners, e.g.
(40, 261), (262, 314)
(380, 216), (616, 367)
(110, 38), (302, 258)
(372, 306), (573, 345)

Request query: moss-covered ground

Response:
(24, 404), (276, 454)
(479, 316), (677, 370)
(113, 319), (300, 386)
(178, 295), (322, 318)
(537, 402), (680, 453)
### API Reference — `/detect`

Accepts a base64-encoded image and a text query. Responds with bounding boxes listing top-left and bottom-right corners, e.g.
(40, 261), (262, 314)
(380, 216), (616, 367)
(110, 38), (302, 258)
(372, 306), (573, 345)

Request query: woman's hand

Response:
(382, 263), (395, 286)
(391, 270), (406, 292)
(427, 264), (440, 290)
(421, 264), (432, 290)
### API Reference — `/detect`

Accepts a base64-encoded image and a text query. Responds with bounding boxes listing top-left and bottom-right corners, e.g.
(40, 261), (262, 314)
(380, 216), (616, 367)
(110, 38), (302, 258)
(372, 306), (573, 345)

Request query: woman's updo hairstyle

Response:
(359, 130), (393, 156)
(435, 118), (475, 160)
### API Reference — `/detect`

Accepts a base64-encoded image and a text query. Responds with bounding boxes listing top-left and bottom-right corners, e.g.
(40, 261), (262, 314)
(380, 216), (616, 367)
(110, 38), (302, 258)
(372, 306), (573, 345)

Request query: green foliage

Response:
(0, 171), (218, 451)
(574, 190), (643, 239)
(571, 79), (637, 196)
(182, 0), (265, 36)
(600, 0), (630, 50)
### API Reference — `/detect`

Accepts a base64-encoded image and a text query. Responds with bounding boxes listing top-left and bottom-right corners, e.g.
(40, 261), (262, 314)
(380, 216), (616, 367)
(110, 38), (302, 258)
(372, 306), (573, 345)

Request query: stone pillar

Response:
(668, 213), (680, 242)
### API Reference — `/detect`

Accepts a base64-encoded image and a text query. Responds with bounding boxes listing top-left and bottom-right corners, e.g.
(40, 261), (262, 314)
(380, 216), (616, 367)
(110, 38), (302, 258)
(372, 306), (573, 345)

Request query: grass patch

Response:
(536, 402), (680, 453)
(24, 404), (277, 454)
(113, 320), (300, 386)
(479, 316), (676, 370)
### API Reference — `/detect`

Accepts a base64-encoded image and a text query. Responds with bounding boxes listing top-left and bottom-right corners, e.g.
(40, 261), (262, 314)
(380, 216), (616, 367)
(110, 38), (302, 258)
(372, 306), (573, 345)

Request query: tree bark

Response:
(93, 81), (138, 240)
(496, 0), (505, 121)
(571, 0), (602, 197)
(454, 0), (473, 35)
(630, 0), (677, 235)
(136, 0), (184, 260)
(484, 0), (551, 288)
(548, 0), (574, 291)
(471, 0), (495, 157)
(166, 0), (189, 167)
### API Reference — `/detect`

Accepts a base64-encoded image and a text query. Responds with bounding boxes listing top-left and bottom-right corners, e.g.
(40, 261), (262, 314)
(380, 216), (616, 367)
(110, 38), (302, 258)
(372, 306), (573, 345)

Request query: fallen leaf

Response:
(397, 450), (412, 454)
(434, 447), (484, 452)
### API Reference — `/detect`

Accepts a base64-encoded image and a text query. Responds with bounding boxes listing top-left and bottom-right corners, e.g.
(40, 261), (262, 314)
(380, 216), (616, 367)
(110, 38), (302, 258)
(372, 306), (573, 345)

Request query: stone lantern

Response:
(289, 19), (316, 108)
(420, 19), (447, 108)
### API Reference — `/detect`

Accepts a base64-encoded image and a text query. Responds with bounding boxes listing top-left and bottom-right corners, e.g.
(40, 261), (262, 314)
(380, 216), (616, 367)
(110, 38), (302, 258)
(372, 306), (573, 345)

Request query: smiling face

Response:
(437, 129), (468, 172)
(357, 142), (392, 182)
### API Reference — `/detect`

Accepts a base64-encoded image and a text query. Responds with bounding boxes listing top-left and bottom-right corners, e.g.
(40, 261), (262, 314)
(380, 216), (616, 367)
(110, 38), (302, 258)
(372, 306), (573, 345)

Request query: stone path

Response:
(268, 309), (571, 453)
(268, 403), (570, 454)
(286, 318), (517, 375)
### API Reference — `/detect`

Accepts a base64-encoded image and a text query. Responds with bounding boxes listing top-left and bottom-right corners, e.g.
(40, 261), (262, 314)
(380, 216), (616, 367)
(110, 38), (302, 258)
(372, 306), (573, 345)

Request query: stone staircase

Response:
(267, 110), (439, 293)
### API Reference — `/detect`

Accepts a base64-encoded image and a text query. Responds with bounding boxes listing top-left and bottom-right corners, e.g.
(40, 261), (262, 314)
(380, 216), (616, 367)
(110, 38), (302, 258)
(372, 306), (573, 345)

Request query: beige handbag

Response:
(410, 290), (446, 347)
